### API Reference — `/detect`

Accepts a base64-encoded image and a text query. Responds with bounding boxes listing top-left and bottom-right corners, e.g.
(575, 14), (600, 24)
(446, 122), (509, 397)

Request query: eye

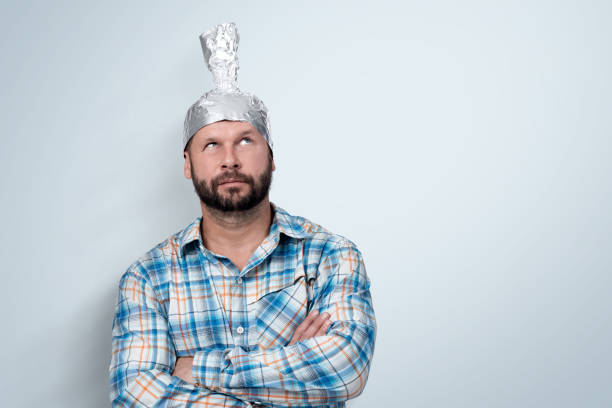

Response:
(204, 141), (217, 150)
(240, 137), (252, 145)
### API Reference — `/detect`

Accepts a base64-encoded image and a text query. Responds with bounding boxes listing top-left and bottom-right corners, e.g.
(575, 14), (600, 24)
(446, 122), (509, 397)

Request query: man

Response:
(109, 23), (376, 407)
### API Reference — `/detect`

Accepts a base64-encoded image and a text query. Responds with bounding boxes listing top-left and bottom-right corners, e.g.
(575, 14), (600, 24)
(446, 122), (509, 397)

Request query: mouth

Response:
(219, 179), (246, 186)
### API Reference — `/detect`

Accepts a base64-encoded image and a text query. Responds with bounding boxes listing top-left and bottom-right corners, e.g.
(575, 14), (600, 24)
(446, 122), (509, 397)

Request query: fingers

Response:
(301, 312), (330, 340)
(289, 310), (331, 345)
(315, 318), (332, 337)
(289, 310), (319, 345)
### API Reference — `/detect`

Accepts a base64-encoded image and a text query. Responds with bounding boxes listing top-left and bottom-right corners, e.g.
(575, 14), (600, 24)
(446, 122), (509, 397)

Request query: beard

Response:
(190, 157), (273, 212)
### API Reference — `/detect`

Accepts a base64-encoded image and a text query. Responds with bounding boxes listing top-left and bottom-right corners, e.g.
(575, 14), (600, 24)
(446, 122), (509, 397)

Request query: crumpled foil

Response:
(183, 23), (272, 152)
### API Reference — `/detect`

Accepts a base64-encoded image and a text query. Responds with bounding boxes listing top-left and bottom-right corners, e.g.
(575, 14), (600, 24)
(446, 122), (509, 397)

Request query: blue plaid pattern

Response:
(109, 203), (376, 407)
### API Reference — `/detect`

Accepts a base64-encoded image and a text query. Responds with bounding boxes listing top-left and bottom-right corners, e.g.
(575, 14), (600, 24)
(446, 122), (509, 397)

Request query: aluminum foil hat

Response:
(183, 23), (272, 152)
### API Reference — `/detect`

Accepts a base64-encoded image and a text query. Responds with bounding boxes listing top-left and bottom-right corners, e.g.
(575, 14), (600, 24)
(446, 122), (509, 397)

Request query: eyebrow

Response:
(201, 129), (255, 143)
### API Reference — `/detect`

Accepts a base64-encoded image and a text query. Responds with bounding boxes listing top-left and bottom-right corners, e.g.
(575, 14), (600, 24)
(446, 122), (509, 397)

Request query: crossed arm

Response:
(172, 311), (332, 385)
(110, 242), (376, 407)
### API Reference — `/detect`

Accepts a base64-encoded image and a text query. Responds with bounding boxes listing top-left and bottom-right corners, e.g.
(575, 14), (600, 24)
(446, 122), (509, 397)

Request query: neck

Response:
(199, 198), (273, 254)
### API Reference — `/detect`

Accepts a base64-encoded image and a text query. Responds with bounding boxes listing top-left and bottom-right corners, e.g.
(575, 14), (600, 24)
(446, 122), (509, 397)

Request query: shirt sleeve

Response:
(191, 241), (377, 407)
(109, 265), (250, 407)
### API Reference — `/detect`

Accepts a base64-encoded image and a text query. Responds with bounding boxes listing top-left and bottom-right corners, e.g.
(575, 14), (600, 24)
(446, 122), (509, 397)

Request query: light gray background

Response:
(1, 0), (610, 406)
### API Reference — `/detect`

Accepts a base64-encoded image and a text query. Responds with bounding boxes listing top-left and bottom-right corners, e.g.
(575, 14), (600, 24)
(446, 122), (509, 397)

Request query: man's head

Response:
(183, 23), (272, 154)
(184, 120), (275, 212)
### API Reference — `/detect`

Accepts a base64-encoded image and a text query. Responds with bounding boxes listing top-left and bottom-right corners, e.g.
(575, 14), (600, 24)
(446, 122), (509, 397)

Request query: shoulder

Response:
(275, 205), (363, 260)
(119, 218), (199, 287)
(279, 208), (370, 289)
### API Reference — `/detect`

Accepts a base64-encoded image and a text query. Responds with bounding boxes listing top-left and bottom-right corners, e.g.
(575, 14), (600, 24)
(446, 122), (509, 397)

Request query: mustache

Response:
(212, 171), (253, 187)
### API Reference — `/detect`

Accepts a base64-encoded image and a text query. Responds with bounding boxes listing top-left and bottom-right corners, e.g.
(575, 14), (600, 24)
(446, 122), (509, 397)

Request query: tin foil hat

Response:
(183, 23), (272, 152)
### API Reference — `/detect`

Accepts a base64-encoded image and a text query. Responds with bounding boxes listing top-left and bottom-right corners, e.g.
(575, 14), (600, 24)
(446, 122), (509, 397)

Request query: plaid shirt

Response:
(109, 203), (376, 407)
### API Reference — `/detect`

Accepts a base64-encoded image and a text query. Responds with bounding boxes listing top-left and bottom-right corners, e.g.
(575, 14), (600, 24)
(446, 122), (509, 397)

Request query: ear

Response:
(184, 151), (192, 179)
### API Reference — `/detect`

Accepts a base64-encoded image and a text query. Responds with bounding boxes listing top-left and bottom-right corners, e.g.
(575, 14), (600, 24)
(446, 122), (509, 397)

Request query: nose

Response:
(221, 146), (241, 170)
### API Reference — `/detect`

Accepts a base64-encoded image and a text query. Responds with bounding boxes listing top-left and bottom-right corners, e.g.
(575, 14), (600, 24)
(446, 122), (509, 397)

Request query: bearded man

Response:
(109, 23), (376, 407)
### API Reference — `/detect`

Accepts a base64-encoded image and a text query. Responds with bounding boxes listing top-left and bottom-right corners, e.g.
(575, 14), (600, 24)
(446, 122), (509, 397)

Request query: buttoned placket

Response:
(197, 242), (251, 348)
(225, 259), (248, 348)
(194, 221), (285, 351)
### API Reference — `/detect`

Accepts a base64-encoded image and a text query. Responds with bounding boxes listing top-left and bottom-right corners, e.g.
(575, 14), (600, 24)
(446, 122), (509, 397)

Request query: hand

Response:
(172, 356), (194, 384)
(289, 310), (332, 345)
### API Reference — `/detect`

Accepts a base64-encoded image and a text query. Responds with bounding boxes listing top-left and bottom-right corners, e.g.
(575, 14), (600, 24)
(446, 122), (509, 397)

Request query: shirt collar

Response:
(178, 202), (315, 254)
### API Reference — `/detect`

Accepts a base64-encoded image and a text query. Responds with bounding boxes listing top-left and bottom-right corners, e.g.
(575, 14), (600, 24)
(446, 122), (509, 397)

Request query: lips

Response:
(219, 178), (245, 185)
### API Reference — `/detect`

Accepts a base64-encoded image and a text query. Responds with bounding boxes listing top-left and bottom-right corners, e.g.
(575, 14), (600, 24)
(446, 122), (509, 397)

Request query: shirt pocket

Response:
(251, 265), (310, 350)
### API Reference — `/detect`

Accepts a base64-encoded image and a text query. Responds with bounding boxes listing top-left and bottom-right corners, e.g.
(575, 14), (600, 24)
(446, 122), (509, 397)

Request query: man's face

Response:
(184, 120), (275, 212)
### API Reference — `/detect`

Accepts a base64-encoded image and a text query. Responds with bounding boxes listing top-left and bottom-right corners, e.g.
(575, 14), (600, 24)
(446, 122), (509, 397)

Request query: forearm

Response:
(192, 318), (375, 406)
(111, 367), (249, 407)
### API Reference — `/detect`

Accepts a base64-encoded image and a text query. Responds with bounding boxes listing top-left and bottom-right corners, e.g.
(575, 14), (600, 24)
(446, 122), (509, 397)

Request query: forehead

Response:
(194, 120), (260, 140)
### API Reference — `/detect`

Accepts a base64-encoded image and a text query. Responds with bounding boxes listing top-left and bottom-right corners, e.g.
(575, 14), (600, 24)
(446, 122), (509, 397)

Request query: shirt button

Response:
(236, 326), (245, 334)
(236, 277), (243, 284)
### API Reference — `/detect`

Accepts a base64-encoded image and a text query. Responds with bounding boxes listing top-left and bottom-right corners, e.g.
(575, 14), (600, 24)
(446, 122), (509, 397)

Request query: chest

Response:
(161, 247), (316, 354)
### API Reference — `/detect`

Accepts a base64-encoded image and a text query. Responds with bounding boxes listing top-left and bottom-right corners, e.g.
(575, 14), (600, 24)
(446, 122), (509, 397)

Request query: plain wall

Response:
(1, 0), (611, 406)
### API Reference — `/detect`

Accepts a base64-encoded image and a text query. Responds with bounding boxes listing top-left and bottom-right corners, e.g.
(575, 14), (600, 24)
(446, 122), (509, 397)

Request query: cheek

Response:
(190, 159), (216, 180)
(245, 152), (270, 172)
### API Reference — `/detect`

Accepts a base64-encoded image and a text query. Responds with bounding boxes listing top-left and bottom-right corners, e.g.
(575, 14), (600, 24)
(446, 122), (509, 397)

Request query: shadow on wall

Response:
(24, 284), (116, 408)
(68, 284), (117, 406)
(38, 128), (192, 407)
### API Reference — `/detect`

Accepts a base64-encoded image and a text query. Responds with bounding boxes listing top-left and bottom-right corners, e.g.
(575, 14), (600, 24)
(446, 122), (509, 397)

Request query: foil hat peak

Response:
(200, 22), (240, 92)
(183, 23), (272, 153)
